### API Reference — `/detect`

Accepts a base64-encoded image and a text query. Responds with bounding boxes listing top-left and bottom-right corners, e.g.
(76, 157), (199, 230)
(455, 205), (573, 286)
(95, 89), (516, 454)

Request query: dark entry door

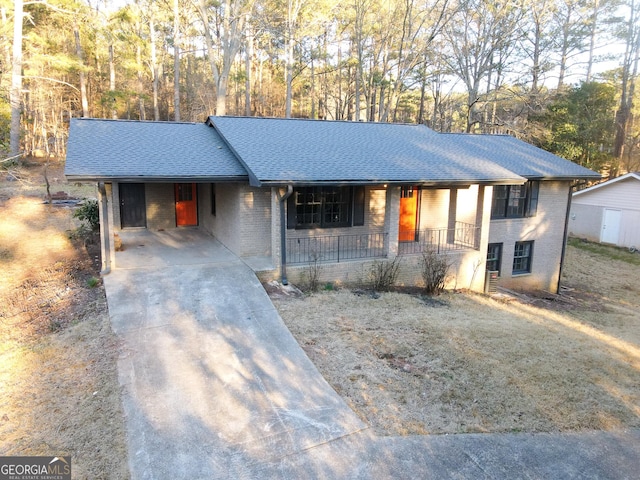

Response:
(119, 183), (147, 228)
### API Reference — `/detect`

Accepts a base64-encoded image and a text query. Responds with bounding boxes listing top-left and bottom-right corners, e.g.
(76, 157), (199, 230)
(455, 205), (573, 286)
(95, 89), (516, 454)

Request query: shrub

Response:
(369, 256), (402, 291)
(420, 248), (451, 295)
(73, 199), (99, 231)
(302, 252), (322, 292)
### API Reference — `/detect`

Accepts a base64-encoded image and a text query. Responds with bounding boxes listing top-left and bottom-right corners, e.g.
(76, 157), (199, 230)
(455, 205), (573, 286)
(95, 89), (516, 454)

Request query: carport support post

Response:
(278, 185), (294, 285)
(98, 182), (112, 275)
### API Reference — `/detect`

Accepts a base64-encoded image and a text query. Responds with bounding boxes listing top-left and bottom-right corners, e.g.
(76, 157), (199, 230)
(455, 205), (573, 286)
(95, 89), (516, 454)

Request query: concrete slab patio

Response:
(103, 229), (640, 479)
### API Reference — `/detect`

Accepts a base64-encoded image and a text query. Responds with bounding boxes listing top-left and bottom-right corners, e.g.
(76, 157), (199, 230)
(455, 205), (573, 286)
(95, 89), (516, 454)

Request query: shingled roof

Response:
(207, 116), (525, 186)
(440, 133), (602, 181)
(65, 116), (600, 186)
(65, 118), (248, 182)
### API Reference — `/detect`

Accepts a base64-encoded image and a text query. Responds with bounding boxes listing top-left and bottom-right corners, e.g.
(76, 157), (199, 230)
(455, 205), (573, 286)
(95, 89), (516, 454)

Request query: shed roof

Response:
(573, 172), (640, 197)
(65, 118), (248, 182)
(207, 116), (525, 186)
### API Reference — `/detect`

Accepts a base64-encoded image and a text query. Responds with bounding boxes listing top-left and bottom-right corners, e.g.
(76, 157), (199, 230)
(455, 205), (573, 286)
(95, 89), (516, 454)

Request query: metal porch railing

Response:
(287, 232), (388, 265)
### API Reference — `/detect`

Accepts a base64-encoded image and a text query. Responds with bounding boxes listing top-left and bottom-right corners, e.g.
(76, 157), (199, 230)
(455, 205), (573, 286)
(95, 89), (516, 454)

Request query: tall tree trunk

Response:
(613, 0), (636, 159)
(109, 44), (117, 119)
(586, 0), (600, 82)
(10, 0), (23, 158)
(245, 15), (253, 116)
(150, 19), (160, 121)
(285, 36), (293, 118)
(74, 26), (90, 118)
(173, 0), (180, 121)
(136, 43), (145, 120)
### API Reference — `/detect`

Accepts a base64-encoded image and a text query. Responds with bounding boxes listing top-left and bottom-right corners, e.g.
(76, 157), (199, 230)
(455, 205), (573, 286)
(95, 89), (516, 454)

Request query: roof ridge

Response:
(72, 117), (200, 126)
(208, 115), (426, 128)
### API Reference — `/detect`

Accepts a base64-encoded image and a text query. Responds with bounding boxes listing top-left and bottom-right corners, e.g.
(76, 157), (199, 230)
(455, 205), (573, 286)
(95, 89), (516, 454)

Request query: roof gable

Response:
(573, 172), (640, 198)
(65, 118), (248, 181)
(208, 116), (525, 186)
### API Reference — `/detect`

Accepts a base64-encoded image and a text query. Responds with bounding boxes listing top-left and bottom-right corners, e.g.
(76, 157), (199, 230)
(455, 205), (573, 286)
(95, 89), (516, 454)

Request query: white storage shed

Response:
(569, 172), (640, 249)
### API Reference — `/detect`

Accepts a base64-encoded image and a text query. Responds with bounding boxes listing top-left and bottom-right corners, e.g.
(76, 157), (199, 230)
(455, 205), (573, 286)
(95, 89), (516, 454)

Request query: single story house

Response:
(570, 172), (640, 249)
(64, 116), (600, 293)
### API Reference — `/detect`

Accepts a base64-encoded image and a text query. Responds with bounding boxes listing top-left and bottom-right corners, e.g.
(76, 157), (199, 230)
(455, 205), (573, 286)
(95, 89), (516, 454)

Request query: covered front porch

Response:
(278, 184), (492, 291)
(285, 222), (481, 265)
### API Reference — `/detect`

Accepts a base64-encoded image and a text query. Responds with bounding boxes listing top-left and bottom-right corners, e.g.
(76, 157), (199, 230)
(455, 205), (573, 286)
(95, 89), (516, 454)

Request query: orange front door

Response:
(398, 186), (418, 242)
(175, 183), (198, 226)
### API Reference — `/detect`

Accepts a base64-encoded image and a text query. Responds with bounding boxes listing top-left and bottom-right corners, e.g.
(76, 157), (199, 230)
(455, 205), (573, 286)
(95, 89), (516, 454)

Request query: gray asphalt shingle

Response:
(65, 118), (248, 181)
(208, 116), (526, 186)
(440, 133), (601, 180)
(64, 116), (600, 185)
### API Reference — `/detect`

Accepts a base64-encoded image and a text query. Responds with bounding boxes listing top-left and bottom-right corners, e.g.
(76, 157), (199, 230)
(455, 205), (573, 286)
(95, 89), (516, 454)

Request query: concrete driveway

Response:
(104, 230), (640, 479)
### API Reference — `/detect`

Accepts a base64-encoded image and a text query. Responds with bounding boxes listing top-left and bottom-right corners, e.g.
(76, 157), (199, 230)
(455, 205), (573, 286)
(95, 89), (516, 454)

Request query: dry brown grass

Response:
(273, 246), (640, 436)
(0, 161), (128, 479)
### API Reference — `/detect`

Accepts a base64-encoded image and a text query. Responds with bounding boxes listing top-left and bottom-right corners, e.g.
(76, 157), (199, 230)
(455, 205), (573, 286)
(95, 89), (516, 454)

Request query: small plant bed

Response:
(271, 247), (640, 436)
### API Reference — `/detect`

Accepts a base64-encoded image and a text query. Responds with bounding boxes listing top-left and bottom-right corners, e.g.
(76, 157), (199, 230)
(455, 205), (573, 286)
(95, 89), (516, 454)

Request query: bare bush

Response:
(302, 252), (322, 292)
(369, 256), (402, 291)
(420, 249), (451, 295)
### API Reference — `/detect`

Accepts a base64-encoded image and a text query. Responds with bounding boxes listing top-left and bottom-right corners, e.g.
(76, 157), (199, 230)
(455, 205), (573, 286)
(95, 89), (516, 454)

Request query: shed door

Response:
(119, 183), (147, 228)
(601, 209), (621, 245)
(399, 186), (419, 242)
(175, 183), (198, 226)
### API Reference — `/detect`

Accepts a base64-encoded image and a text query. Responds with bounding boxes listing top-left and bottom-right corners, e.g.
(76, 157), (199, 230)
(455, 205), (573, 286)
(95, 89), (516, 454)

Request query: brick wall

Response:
(145, 183), (176, 230)
(239, 186), (272, 257)
(488, 180), (570, 293)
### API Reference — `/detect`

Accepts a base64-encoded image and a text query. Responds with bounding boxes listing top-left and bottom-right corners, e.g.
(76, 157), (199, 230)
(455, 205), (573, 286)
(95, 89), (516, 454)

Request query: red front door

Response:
(398, 186), (418, 242)
(175, 183), (198, 226)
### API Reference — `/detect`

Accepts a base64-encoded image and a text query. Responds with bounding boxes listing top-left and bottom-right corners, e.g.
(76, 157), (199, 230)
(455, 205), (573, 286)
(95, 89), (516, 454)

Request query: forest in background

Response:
(1, 0), (640, 179)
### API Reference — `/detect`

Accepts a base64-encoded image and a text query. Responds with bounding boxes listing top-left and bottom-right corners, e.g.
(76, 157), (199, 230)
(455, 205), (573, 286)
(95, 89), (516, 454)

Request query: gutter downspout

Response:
(278, 185), (294, 285)
(98, 182), (111, 275)
(557, 182), (575, 294)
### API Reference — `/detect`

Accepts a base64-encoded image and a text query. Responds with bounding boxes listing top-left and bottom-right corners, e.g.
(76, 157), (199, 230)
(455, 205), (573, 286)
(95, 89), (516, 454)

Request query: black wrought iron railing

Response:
(287, 232), (388, 265)
(398, 222), (480, 255)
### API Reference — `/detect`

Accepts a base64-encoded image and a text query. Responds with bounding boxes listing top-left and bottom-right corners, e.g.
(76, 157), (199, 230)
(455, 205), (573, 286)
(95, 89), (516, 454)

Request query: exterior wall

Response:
(419, 189), (449, 229)
(568, 203), (603, 242)
(488, 180), (570, 293)
(145, 183), (176, 230)
(111, 182), (176, 231)
(239, 186), (272, 257)
(570, 178), (640, 248)
(201, 182), (242, 254)
(198, 183), (272, 259)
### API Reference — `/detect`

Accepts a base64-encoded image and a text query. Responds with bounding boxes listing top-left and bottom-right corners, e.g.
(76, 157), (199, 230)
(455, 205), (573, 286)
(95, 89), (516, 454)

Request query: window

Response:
(176, 183), (193, 201)
(512, 241), (533, 274)
(400, 186), (415, 198)
(287, 186), (365, 229)
(491, 181), (539, 219)
(486, 243), (502, 274)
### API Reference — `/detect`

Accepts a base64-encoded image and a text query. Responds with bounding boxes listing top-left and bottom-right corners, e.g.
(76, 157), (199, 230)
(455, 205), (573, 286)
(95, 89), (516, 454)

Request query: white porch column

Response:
(97, 182), (115, 274)
(385, 186), (401, 258)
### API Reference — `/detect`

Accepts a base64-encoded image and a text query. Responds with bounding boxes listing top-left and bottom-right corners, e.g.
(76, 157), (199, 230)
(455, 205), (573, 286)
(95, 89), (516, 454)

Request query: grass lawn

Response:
(273, 240), (640, 436)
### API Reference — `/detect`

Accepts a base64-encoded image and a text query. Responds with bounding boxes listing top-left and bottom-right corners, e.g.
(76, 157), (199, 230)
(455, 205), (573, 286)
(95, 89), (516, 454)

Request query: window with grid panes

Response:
(486, 243), (502, 274)
(491, 182), (539, 219)
(512, 241), (533, 274)
(295, 187), (322, 227)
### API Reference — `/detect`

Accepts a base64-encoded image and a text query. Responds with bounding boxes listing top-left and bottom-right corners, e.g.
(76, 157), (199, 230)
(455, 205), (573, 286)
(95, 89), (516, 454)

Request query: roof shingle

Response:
(65, 118), (248, 181)
(208, 116), (525, 186)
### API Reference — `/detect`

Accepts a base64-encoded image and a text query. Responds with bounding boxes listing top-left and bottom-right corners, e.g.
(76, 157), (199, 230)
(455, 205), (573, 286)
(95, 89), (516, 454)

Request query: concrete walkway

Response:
(104, 230), (640, 479)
